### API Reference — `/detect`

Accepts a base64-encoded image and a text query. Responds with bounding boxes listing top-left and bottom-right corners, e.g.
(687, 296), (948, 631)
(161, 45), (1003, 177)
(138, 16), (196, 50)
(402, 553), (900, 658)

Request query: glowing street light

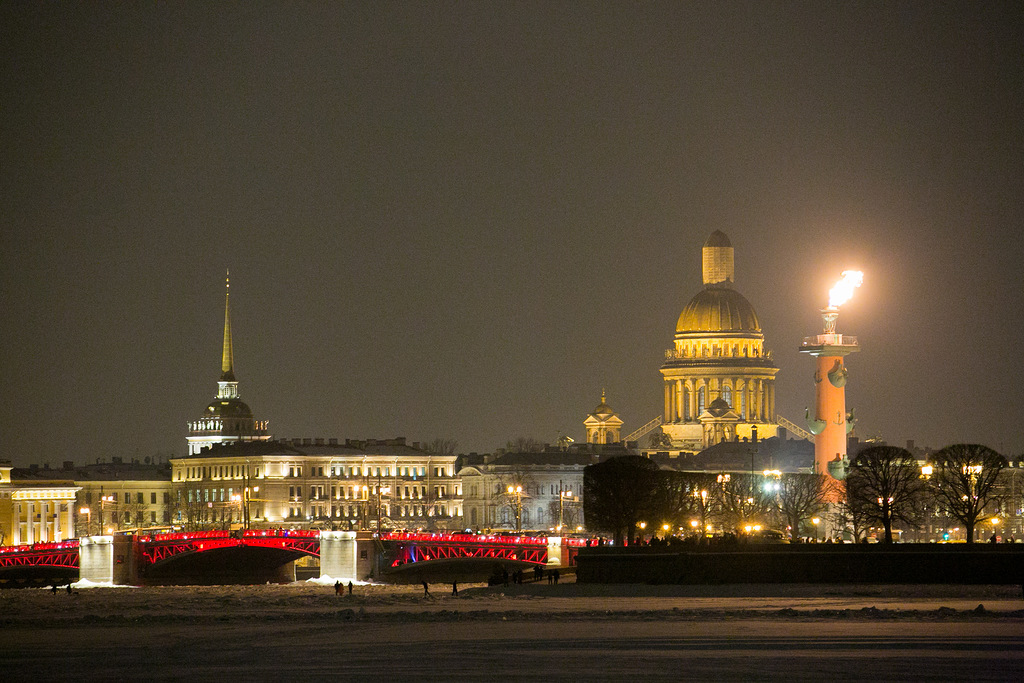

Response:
(79, 507), (91, 536)
(507, 485), (523, 532)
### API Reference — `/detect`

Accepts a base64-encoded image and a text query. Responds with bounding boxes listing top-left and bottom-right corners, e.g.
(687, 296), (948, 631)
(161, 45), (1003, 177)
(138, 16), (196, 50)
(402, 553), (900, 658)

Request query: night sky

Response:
(3, 3), (1023, 467)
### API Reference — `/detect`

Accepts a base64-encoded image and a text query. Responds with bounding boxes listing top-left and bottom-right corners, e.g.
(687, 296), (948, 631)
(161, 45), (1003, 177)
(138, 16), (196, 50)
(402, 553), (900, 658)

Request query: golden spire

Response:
(221, 270), (235, 381)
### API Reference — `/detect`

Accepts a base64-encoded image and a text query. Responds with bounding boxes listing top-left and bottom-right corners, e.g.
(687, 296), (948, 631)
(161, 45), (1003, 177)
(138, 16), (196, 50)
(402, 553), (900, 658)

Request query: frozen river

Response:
(3, 581), (1022, 680)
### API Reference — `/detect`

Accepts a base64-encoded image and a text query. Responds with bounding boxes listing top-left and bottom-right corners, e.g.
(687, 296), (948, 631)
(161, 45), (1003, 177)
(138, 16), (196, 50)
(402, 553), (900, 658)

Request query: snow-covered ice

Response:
(3, 581), (1022, 680)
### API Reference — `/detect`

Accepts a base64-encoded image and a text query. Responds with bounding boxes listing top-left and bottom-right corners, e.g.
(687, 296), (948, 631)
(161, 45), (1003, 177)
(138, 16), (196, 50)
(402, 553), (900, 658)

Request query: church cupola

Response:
(584, 390), (624, 444)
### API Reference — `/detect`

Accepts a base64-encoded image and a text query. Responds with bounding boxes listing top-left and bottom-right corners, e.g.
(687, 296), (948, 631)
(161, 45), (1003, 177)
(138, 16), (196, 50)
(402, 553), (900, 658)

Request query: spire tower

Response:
(221, 270), (235, 381)
(187, 271), (270, 455)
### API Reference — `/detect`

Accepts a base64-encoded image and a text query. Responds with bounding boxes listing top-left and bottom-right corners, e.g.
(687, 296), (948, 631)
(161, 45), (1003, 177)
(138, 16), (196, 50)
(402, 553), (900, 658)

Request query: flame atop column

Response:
(828, 270), (863, 308)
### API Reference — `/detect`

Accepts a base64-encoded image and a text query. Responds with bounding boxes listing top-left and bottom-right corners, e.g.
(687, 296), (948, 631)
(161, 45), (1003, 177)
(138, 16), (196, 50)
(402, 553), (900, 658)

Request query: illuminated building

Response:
(0, 462), (80, 545)
(659, 231), (779, 450)
(170, 438), (462, 530)
(186, 274), (270, 456)
(799, 271), (862, 479)
(458, 448), (596, 531)
(69, 459), (173, 534)
(584, 391), (623, 444)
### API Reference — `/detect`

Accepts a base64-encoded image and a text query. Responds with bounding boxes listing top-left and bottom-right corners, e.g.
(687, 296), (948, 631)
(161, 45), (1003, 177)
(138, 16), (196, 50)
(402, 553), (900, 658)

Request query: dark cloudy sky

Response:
(3, 3), (1022, 466)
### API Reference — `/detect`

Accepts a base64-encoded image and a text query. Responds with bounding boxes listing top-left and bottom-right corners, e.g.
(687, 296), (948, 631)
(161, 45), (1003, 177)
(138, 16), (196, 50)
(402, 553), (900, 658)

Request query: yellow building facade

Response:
(660, 231), (779, 451)
(0, 464), (80, 545)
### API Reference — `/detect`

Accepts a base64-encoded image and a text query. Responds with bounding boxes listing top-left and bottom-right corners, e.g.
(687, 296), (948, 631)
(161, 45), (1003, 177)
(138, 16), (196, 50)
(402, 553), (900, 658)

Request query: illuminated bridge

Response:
(0, 531), (587, 585)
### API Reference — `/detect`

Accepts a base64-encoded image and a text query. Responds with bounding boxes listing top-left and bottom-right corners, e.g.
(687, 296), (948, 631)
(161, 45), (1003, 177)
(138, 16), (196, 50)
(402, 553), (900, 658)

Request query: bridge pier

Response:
(79, 535), (138, 585)
(546, 536), (563, 567)
(319, 531), (376, 581)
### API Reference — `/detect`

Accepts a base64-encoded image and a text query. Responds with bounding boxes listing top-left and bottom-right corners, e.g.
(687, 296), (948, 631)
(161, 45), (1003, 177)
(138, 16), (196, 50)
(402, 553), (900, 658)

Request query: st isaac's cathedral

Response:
(658, 231), (779, 451)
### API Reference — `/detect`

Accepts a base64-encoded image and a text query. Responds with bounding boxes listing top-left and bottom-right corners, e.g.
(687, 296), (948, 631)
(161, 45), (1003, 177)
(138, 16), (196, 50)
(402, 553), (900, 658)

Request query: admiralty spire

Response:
(186, 272), (270, 455)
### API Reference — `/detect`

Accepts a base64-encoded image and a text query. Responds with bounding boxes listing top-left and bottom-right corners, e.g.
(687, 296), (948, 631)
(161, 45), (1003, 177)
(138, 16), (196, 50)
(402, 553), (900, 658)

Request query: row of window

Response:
(287, 465), (451, 478)
(489, 483), (576, 496)
(178, 463), (456, 481)
(82, 491), (169, 505)
(285, 504), (459, 519)
(105, 510), (170, 525)
(182, 464), (261, 481)
(288, 485), (456, 500)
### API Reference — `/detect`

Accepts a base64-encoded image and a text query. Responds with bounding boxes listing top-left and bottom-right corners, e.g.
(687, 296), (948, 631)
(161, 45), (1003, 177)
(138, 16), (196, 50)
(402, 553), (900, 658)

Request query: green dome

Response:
(676, 287), (761, 333)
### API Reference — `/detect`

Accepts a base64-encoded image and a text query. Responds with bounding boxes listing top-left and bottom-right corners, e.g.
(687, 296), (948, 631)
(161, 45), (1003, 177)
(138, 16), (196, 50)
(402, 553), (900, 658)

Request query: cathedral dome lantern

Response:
(659, 233), (780, 451)
(186, 273), (270, 455)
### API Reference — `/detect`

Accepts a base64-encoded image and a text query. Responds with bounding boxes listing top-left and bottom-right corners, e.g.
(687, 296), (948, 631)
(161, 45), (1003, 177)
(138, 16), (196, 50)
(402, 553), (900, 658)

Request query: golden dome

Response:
(676, 287), (761, 333)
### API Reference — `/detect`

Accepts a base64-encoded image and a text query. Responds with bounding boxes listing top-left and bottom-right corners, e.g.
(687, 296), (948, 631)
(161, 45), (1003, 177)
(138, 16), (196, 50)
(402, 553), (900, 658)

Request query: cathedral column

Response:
(675, 380), (683, 420)
(664, 382), (672, 422)
(690, 380), (698, 419)
(753, 381), (761, 421)
(768, 383), (775, 421)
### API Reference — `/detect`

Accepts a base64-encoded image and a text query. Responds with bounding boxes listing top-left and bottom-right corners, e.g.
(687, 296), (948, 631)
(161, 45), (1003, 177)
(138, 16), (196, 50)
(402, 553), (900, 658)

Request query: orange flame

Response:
(828, 270), (863, 308)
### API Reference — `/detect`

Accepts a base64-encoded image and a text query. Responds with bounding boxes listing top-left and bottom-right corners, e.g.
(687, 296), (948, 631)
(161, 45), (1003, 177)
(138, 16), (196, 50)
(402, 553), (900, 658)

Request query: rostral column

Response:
(799, 271), (863, 480)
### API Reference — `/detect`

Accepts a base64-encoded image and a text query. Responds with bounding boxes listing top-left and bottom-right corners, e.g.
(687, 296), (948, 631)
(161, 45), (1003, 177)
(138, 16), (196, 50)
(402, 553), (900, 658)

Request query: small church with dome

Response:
(658, 231), (779, 451)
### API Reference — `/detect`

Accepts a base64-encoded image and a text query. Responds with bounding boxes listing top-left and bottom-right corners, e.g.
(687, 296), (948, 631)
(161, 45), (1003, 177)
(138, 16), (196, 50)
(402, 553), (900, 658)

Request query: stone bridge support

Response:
(79, 535), (138, 585)
(319, 531), (376, 581)
(546, 536), (564, 567)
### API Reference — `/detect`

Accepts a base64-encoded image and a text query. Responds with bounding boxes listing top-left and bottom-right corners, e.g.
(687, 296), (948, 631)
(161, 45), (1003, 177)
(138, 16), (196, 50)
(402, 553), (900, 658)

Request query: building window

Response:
(150, 492), (157, 504)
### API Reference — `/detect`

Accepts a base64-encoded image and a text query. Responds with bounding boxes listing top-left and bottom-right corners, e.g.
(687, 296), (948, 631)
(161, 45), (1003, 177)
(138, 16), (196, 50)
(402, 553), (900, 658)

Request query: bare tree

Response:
(424, 438), (459, 457)
(172, 488), (210, 532)
(648, 470), (698, 534)
(715, 473), (777, 531)
(829, 492), (873, 542)
(505, 436), (545, 453)
(777, 473), (835, 540)
(583, 456), (659, 544)
(496, 466), (539, 530)
(846, 446), (926, 543)
(929, 443), (1006, 543)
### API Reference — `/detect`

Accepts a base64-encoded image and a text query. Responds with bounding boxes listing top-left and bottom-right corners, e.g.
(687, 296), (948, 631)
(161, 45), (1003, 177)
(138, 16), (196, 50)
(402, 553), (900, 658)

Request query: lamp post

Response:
(557, 481), (576, 532)
(230, 494), (242, 526)
(507, 485), (523, 532)
(376, 485), (391, 533)
(79, 507), (91, 537)
(812, 516), (820, 543)
(360, 485), (370, 530)
(100, 495), (115, 532)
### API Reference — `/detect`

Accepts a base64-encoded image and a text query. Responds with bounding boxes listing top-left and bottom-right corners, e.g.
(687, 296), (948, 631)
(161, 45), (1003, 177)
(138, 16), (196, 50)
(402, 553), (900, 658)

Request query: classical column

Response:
(26, 501), (35, 544)
(768, 382), (775, 421)
(65, 502), (74, 541)
(675, 379), (684, 420)
(664, 381), (672, 422)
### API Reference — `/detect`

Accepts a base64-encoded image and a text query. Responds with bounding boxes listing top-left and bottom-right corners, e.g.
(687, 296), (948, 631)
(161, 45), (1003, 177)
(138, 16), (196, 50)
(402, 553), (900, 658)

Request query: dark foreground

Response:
(3, 582), (1022, 681)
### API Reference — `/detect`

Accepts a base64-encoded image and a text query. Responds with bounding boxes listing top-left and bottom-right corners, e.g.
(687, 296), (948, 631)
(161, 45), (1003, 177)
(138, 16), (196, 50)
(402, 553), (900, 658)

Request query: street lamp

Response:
(230, 494), (242, 525)
(376, 485), (391, 533)
(557, 483), (575, 532)
(100, 495), (116, 532)
(812, 517), (820, 542)
(79, 507), (91, 537)
(360, 485), (370, 530)
(507, 485), (523, 532)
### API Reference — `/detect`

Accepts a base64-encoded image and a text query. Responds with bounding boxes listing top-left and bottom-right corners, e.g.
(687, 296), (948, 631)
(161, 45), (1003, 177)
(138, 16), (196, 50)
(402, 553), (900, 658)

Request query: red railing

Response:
(138, 529), (321, 566)
(0, 540), (80, 569)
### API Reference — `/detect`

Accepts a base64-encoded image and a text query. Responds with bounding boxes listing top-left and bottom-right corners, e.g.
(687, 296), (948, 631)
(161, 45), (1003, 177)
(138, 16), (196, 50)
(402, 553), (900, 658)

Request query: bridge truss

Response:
(0, 541), (80, 569)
